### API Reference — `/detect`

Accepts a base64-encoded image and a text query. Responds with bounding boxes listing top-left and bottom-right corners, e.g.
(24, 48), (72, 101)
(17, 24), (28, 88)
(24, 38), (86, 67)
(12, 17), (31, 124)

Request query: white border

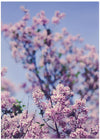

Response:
(0, 1), (100, 140)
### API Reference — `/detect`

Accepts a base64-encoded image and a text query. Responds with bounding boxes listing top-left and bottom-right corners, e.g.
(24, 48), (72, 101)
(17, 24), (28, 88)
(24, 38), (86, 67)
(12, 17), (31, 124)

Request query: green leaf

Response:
(67, 73), (70, 78)
(16, 99), (22, 104)
(58, 53), (62, 58)
(72, 80), (75, 84)
(36, 122), (40, 124)
(46, 84), (49, 88)
(62, 65), (67, 71)
(13, 31), (15, 34)
(22, 105), (26, 107)
(40, 124), (45, 127)
(75, 72), (80, 77)
(37, 29), (41, 32)
(1, 87), (5, 91)
(40, 66), (43, 68)
(44, 39), (47, 44)
(16, 104), (21, 108)
(36, 70), (39, 74)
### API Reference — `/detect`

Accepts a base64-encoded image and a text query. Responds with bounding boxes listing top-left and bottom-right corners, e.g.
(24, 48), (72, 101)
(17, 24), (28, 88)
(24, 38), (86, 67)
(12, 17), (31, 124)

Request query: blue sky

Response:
(1, 2), (99, 107)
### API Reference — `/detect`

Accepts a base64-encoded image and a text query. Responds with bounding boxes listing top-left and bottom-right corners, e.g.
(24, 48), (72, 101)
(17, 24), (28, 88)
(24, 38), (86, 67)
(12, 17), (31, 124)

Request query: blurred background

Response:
(1, 2), (99, 112)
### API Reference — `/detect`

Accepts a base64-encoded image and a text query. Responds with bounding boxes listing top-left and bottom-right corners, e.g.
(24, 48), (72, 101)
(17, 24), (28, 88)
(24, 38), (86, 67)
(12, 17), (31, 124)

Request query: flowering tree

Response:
(1, 6), (99, 138)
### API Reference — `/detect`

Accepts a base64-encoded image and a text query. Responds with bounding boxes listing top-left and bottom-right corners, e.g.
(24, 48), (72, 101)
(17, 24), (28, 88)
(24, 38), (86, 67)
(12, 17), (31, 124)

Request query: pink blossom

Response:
(1, 67), (7, 76)
(53, 32), (63, 42)
(22, 13), (30, 21)
(52, 16), (60, 24)
(20, 6), (29, 13)
(62, 27), (69, 35)
(1, 77), (16, 94)
(28, 64), (35, 71)
(1, 91), (16, 110)
(1, 24), (9, 32)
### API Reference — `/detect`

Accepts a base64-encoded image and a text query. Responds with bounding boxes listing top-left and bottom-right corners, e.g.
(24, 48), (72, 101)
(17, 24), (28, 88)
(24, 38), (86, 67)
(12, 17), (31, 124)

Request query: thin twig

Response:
(43, 118), (56, 131)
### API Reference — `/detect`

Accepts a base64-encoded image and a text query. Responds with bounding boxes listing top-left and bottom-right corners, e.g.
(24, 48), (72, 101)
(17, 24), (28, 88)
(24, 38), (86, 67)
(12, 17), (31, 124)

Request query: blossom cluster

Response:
(1, 84), (99, 139)
(1, 110), (49, 139)
(1, 67), (17, 94)
(32, 84), (99, 138)
(1, 91), (16, 111)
